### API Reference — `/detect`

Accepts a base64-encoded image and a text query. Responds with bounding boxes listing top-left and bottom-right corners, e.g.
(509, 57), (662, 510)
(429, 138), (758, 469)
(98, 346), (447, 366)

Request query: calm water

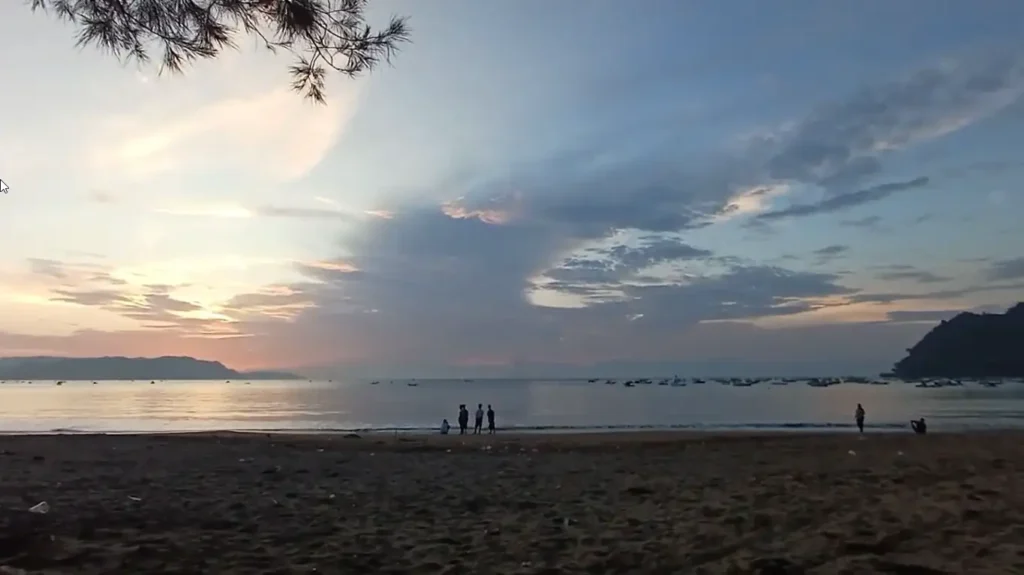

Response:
(2, 379), (1024, 434)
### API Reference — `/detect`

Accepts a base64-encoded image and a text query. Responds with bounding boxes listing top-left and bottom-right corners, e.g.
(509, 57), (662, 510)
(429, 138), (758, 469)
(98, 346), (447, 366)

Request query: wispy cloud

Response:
(757, 177), (930, 221)
(155, 205), (254, 219)
(83, 86), (363, 186)
(255, 206), (353, 220)
(988, 257), (1024, 281)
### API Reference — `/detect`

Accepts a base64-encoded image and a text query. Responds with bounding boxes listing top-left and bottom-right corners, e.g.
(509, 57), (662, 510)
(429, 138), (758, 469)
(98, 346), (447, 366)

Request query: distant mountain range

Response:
(892, 302), (1024, 378)
(0, 356), (302, 381)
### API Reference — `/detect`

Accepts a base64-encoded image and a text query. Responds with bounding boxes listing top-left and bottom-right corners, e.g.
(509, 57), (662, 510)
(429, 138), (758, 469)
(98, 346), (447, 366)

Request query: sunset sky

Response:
(1, 0), (1023, 378)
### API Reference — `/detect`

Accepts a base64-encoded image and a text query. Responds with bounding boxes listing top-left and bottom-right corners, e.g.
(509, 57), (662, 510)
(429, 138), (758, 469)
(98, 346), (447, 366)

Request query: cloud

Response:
(714, 184), (791, 221)
(848, 280), (1024, 305)
(541, 236), (714, 288)
(756, 177), (930, 221)
(255, 196), (864, 368)
(885, 309), (962, 323)
(3, 257), (322, 340)
(254, 206), (354, 221)
(155, 205), (254, 219)
(9, 47), (1024, 376)
(886, 304), (1010, 323)
(27, 258), (69, 280)
(875, 267), (952, 284)
(188, 49), (1024, 373)
(84, 85), (362, 185)
(765, 51), (1024, 188)
(813, 245), (849, 257)
(151, 202), (381, 222)
(441, 195), (520, 225)
(810, 244), (850, 265)
(445, 51), (1020, 239)
(839, 215), (883, 229)
(987, 257), (1024, 281)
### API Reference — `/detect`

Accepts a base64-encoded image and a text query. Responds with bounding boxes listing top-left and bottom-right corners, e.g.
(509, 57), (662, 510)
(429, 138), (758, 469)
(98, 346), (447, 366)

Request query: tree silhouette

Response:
(31, 0), (410, 103)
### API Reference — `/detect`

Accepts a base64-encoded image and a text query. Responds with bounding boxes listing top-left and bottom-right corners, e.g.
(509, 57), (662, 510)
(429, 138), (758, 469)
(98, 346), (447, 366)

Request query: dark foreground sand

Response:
(1, 431), (1023, 574)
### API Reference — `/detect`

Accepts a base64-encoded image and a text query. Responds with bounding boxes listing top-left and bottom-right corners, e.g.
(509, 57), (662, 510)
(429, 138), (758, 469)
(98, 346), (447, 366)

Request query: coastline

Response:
(2, 431), (1023, 573)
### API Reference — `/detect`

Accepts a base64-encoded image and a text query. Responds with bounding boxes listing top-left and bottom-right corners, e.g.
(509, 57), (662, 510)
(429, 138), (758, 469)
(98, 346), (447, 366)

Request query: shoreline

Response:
(0, 424), (920, 439)
(0, 420), (940, 436)
(1, 426), (1019, 444)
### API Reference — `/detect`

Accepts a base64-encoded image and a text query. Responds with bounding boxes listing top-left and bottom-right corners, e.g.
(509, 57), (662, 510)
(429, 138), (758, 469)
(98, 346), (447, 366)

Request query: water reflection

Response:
(0, 379), (1023, 433)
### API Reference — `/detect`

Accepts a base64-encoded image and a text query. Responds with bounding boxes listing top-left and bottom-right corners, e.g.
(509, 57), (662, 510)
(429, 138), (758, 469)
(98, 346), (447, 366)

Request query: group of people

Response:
(437, 402), (924, 436)
(440, 403), (496, 435)
(854, 403), (927, 434)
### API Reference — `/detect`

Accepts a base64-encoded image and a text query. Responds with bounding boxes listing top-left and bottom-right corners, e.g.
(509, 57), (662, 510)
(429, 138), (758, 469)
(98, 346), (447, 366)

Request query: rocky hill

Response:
(0, 356), (301, 381)
(892, 302), (1024, 378)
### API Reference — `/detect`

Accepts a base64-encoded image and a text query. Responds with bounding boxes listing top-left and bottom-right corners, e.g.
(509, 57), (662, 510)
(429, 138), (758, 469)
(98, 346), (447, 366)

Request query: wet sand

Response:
(1, 431), (1023, 574)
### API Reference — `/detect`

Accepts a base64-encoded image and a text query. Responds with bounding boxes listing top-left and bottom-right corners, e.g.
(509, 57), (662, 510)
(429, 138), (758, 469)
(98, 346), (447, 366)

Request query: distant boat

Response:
(407, 382), (419, 387)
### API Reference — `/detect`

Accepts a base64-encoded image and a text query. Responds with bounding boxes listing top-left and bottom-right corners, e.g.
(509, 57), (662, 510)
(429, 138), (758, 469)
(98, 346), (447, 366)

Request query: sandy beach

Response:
(0, 431), (1022, 574)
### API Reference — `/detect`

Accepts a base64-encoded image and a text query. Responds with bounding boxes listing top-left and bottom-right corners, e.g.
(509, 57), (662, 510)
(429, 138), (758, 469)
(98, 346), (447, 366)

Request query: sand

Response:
(0, 431), (1022, 574)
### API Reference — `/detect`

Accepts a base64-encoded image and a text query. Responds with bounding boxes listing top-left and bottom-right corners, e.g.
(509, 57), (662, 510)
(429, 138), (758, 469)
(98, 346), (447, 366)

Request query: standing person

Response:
(855, 403), (865, 433)
(474, 403), (484, 434)
(486, 404), (496, 434)
(458, 405), (469, 435)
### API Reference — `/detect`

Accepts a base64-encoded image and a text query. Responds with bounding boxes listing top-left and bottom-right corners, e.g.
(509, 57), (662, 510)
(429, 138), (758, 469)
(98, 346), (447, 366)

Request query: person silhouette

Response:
(911, 418), (927, 434)
(457, 405), (469, 435)
(473, 404), (484, 434)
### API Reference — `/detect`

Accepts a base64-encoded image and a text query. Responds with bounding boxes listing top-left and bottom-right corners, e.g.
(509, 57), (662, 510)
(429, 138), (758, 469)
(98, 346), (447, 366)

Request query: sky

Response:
(1, 0), (1024, 378)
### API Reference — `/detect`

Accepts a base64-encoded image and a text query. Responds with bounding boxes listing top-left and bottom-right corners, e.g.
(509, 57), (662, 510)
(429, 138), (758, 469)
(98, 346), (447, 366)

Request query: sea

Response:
(1, 378), (1024, 434)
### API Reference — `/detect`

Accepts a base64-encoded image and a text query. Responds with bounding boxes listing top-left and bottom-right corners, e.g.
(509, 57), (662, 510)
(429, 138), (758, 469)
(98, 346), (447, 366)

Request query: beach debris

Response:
(897, 451), (904, 456)
(127, 496), (142, 502)
(848, 450), (856, 456)
(27, 502), (49, 514)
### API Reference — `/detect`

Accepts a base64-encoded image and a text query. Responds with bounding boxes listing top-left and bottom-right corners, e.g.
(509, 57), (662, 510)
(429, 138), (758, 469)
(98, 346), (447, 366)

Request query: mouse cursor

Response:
(0, 180), (7, 194)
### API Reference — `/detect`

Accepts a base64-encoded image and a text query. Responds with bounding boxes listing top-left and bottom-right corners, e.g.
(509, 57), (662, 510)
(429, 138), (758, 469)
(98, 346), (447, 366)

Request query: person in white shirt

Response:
(473, 404), (484, 434)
